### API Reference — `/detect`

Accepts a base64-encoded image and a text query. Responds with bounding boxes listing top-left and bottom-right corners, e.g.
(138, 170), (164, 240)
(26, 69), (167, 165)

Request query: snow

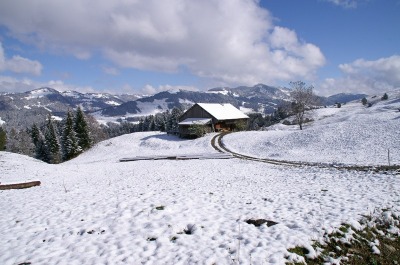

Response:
(24, 88), (54, 99)
(1, 96), (400, 264)
(197, 103), (249, 120)
(62, 91), (82, 98)
(178, 118), (212, 125)
(239, 106), (254, 114)
(178, 98), (194, 104)
(105, 100), (121, 106)
(208, 89), (229, 95)
(224, 98), (400, 166)
(0, 117), (5, 125)
(91, 99), (170, 125)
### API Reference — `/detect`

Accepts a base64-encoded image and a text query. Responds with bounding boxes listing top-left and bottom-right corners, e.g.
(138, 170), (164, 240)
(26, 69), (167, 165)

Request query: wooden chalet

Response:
(178, 103), (249, 137)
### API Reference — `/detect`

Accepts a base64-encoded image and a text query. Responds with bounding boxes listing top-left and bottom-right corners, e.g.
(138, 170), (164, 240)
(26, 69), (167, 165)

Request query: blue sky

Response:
(0, 0), (399, 96)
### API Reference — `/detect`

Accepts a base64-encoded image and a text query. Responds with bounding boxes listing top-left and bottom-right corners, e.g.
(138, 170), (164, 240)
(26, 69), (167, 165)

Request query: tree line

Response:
(29, 107), (94, 163)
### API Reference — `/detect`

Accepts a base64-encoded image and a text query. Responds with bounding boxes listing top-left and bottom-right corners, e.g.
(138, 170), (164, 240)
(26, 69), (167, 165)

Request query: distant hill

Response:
(0, 87), (140, 128)
(322, 93), (367, 106)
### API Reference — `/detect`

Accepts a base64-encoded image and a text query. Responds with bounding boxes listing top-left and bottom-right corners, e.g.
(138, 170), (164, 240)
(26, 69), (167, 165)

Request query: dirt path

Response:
(211, 132), (400, 174)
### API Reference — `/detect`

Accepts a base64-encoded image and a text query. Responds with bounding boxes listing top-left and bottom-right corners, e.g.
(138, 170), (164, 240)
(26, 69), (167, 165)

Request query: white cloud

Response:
(102, 66), (119, 76)
(324, 0), (358, 8)
(0, 0), (325, 87)
(0, 75), (95, 94)
(0, 42), (42, 75)
(319, 55), (400, 95)
(139, 84), (198, 95)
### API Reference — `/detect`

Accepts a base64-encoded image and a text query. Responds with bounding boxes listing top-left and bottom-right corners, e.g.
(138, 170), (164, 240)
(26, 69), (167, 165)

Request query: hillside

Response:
(1, 94), (399, 264)
(224, 90), (400, 166)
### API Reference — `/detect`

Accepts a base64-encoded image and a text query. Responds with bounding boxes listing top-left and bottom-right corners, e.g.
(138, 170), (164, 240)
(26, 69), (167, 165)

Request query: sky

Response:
(0, 0), (399, 96)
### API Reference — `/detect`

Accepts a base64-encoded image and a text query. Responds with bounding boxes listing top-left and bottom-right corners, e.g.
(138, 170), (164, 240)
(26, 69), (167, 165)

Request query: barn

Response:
(178, 103), (249, 137)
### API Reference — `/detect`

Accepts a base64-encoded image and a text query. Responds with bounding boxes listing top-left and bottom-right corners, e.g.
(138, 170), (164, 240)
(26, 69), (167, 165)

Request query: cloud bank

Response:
(0, 0), (325, 87)
(320, 55), (400, 95)
(0, 42), (42, 76)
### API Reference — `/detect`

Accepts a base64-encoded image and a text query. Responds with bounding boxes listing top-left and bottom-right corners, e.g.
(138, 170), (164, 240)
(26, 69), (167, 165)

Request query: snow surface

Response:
(0, 116), (5, 125)
(105, 100), (121, 106)
(24, 88), (53, 100)
(224, 96), (400, 166)
(1, 97), (400, 264)
(197, 103), (249, 120)
(178, 118), (212, 125)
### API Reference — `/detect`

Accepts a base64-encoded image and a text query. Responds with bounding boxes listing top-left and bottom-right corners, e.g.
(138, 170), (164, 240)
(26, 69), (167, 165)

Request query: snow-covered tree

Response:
(74, 107), (92, 151)
(31, 126), (49, 163)
(44, 115), (62, 163)
(62, 110), (80, 161)
(168, 107), (183, 133)
(31, 123), (40, 147)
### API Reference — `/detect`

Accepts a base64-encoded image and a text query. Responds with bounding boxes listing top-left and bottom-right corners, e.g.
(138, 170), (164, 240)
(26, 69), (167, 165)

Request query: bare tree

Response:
(290, 81), (317, 130)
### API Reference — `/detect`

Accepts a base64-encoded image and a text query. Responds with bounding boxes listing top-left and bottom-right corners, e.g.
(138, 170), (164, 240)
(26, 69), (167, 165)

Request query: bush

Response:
(382, 93), (388, 100)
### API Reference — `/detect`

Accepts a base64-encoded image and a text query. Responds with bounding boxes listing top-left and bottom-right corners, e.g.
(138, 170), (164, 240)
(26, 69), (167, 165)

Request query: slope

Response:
(224, 90), (400, 166)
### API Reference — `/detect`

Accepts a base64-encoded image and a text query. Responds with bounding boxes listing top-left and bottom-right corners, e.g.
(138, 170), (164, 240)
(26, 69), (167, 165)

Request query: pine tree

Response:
(44, 115), (61, 164)
(170, 107), (183, 132)
(0, 127), (6, 151)
(382, 93), (388, 100)
(30, 123), (49, 162)
(31, 124), (40, 146)
(74, 107), (92, 151)
(361, 97), (368, 105)
(62, 110), (80, 161)
(35, 128), (50, 163)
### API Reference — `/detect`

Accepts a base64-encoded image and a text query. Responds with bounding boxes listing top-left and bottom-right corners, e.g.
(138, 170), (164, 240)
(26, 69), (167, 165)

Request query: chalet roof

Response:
(197, 103), (249, 120)
(178, 118), (212, 125)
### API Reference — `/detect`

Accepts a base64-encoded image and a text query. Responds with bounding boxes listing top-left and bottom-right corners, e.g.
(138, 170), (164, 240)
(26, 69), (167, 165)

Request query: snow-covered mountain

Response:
(0, 84), (370, 128)
(0, 87), (139, 113)
(0, 87), (140, 128)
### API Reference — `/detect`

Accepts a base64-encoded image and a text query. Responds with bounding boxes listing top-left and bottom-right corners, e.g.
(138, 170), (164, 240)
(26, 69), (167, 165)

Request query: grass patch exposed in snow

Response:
(286, 208), (400, 264)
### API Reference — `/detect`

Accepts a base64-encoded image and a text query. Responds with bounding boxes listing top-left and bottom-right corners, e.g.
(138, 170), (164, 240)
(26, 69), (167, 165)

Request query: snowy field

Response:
(225, 92), (400, 166)
(1, 94), (400, 264)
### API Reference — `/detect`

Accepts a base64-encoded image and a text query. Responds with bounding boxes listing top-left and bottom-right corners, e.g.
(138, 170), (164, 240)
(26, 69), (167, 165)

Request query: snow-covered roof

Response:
(178, 118), (212, 125)
(197, 103), (249, 120)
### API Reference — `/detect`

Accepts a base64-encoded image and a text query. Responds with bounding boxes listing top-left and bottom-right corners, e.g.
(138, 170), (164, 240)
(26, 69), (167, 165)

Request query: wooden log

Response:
(0, 181), (41, 190)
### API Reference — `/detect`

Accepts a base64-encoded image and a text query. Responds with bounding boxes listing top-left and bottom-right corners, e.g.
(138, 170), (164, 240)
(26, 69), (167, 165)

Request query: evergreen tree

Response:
(30, 123), (49, 162)
(149, 117), (156, 131)
(361, 97), (368, 105)
(142, 116), (151, 131)
(35, 129), (50, 163)
(0, 127), (6, 151)
(74, 107), (92, 151)
(382, 93), (388, 100)
(44, 115), (61, 164)
(62, 110), (80, 161)
(169, 107), (183, 132)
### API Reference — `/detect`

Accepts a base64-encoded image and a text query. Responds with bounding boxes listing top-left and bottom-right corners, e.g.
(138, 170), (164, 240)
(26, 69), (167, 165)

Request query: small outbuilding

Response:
(178, 103), (249, 137)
